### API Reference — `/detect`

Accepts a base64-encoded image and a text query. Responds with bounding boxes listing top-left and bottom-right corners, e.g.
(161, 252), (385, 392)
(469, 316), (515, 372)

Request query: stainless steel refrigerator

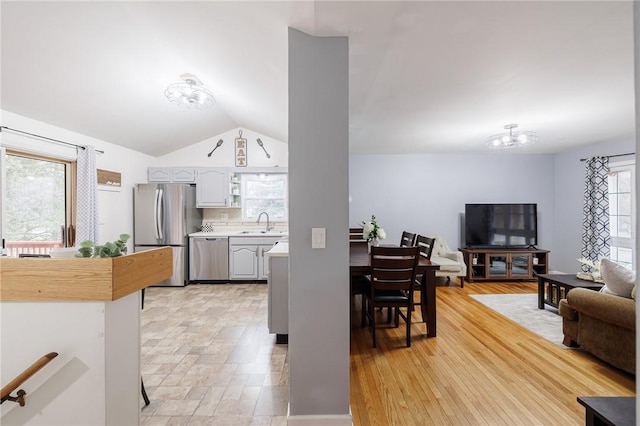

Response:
(134, 183), (202, 286)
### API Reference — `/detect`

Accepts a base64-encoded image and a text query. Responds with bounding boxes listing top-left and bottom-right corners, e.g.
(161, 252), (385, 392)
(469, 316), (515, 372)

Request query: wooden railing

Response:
(5, 241), (63, 257)
(1, 352), (58, 407)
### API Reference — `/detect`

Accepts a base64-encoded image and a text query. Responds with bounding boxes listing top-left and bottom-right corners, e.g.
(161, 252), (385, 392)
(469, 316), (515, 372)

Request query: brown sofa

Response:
(558, 288), (635, 374)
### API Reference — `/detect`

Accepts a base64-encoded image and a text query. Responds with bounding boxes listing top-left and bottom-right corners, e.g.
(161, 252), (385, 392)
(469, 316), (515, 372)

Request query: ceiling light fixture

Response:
(165, 73), (215, 109)
(486, 124), (538, 149)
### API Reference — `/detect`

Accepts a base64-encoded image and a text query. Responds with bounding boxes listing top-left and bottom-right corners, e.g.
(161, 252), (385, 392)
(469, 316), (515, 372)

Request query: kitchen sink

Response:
(236, 230), (286, 235)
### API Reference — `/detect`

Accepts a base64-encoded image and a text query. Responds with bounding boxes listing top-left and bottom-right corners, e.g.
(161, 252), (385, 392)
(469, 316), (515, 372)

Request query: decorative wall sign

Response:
(235, 130), (247, 167)
(97, 169), (121, 191)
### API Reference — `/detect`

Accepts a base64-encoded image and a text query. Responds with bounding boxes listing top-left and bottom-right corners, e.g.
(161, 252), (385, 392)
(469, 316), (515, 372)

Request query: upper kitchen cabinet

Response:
(147, 167), (196, 183)
(147, 167), (172, 182)
(171, 168), (196, 182)
(196, 168), (228, 207)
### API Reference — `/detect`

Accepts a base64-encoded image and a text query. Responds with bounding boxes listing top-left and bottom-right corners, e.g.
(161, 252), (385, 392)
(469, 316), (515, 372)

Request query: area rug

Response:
(470, 293), (567, 348)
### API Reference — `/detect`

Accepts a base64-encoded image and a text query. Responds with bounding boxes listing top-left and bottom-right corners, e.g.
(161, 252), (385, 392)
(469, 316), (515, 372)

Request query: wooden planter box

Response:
(0, 247), (172, 302)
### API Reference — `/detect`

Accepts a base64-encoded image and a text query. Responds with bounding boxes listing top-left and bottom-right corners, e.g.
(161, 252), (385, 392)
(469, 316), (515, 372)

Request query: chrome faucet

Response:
(257, 211), (272, 232)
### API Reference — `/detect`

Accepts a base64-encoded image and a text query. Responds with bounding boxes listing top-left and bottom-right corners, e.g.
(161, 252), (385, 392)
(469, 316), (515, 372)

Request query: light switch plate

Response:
(312, 228), (326, 249)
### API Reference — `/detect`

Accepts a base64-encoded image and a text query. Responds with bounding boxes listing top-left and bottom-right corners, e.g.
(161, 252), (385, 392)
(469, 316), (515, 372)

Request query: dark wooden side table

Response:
(536, 273), (603, 309)
(577, 396), (635, 426)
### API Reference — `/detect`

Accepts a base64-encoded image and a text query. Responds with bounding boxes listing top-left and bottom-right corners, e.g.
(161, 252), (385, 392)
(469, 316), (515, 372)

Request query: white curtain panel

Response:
(76, 146), (99, 246)
(580, 156), (609, 272)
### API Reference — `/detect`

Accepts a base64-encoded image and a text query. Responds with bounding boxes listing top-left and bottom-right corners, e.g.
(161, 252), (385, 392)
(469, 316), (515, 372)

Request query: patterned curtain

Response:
(76, 146), (99, 245)
(581, 156), (609, 272)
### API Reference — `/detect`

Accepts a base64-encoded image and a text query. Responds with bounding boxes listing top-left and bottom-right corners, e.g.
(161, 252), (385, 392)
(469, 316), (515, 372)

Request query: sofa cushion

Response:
(599, 258), (636, 299)
(431, 256), (462, 272)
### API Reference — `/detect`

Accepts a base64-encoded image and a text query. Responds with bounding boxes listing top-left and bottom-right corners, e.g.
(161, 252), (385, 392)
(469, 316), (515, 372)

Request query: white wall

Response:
(553, 137), (636, 274)
(1, 294), (141, 425)
(349, 153), (555, 262)
(0, 110), (155, 249)
(155, 127), (288, 168)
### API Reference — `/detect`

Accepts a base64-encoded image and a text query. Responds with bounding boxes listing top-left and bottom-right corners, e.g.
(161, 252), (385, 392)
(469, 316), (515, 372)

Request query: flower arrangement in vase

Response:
(361, 215), (386, 252)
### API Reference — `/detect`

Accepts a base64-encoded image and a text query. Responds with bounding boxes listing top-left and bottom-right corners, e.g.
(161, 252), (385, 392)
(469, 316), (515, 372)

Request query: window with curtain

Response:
(4, 150), (76, 256)
(608, 161), (635, 269)
(241, 173), (288, 221)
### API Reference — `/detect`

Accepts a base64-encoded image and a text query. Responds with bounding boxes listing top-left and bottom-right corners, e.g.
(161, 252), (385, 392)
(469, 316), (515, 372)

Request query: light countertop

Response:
(189, 230), (288, 238)
(266, 242), (289, 257)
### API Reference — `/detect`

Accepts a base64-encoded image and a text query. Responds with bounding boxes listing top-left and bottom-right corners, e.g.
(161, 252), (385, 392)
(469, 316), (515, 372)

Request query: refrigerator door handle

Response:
(153, 188), (159, 240)
(157, 188), (164, 240)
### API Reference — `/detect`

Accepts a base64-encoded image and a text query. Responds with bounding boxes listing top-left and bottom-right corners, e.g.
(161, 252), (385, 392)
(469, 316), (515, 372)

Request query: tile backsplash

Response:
(202, 208), (287, 227)
(203, 208), (242, 223)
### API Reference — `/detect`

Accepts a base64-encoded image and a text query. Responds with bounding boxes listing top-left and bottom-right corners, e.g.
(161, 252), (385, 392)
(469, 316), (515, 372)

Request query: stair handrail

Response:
(1, 352), (58, 407)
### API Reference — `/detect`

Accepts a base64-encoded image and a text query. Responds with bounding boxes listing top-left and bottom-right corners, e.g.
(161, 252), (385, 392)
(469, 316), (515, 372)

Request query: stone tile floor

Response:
(140, 284), (288, 425)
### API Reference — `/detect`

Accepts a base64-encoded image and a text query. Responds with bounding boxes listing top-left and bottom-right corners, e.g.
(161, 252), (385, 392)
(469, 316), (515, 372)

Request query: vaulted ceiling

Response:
(1, 1), (634, 157)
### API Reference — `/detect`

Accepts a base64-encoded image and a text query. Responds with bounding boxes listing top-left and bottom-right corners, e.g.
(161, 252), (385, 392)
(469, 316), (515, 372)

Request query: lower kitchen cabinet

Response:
(267, 251), (288, 342)
(228, 236), (280, 280)
(229, 244), (259, 279)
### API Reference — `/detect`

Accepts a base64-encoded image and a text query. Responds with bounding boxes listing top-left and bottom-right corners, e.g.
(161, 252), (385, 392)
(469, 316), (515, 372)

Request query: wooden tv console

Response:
(460, 247), (549, 282)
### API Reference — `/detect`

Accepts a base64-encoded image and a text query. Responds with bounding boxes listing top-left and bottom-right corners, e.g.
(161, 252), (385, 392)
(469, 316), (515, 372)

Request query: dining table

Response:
(350, 243), (440, 337)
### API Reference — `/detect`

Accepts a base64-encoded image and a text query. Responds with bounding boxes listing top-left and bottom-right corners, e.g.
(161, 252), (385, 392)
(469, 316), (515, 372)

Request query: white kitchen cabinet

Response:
(229, 245), (259, 279)
(171, 167), (196, 182)
(147, 167), (172, 182)
(229, 236), (280, 280)
(196, 168), (228, 207)
(258, 245), (273, 278)
(267, 246), (288, 343)
(147, 167), (196, 183)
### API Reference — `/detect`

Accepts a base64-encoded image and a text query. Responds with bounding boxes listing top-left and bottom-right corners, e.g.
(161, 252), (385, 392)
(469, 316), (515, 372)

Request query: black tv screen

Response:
(465, 203), (538, 248)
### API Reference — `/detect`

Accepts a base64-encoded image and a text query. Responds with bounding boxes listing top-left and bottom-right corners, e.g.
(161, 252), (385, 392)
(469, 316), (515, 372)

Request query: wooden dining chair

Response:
(400, 231), (417, 247)
(349, 227), (368, 323)
(412, 235), (436, 309)
(415, 235), (435, 262)
(349, 227), (367, 245)
(362, 246), (420, 348)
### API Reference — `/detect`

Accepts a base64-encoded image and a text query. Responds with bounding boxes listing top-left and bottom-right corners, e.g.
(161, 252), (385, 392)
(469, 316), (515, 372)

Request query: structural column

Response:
(287, 28), (351, 424)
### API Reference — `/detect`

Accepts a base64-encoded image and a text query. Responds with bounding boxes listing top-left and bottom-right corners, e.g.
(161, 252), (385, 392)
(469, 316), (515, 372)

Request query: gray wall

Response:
(288, 29), (350, 417)
(350, 144), (637, 274)
(349, 153), (556, 262)
(634, 0), (639, 402)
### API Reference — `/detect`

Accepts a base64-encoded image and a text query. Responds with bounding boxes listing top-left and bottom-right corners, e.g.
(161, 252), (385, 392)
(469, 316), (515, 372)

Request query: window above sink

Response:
(241, 173), (288, 222)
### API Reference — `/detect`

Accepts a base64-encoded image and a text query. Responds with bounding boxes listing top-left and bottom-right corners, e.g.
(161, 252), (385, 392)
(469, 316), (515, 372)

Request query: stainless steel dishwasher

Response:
(189, 236), (229, 281)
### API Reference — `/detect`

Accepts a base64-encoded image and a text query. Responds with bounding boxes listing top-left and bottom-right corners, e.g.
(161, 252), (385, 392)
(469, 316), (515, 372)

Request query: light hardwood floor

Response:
(140, 280), (634, 425)
(350, 280), (635, 425)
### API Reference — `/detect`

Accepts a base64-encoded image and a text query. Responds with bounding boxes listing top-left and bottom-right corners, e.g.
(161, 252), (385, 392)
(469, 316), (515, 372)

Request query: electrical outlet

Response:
(221, 213), (228, 221)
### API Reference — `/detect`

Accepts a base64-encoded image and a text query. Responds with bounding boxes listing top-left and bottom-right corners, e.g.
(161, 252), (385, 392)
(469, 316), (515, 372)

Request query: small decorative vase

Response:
(368, 239), (379, 253)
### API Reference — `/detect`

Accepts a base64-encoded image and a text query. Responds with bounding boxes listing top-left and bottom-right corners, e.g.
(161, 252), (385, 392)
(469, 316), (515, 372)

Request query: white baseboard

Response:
(287, 404), (353, 426)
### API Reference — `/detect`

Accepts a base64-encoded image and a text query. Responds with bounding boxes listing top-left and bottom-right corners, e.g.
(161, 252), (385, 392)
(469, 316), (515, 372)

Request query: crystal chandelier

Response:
(486, 124), (538, 148)
(165, 73), (215, 109)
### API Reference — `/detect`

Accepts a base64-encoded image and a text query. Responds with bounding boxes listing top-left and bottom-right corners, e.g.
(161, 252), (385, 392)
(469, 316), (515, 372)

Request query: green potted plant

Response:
(76, 234), (131, 258)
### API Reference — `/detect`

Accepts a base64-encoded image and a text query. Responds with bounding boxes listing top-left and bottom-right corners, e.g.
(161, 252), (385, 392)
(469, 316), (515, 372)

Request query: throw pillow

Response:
(599, 258), (636, 298)
(632, 285), (637, 300)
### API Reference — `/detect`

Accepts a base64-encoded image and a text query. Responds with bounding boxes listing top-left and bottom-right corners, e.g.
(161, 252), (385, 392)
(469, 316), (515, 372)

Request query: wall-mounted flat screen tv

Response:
(465, 203), (538, 248)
